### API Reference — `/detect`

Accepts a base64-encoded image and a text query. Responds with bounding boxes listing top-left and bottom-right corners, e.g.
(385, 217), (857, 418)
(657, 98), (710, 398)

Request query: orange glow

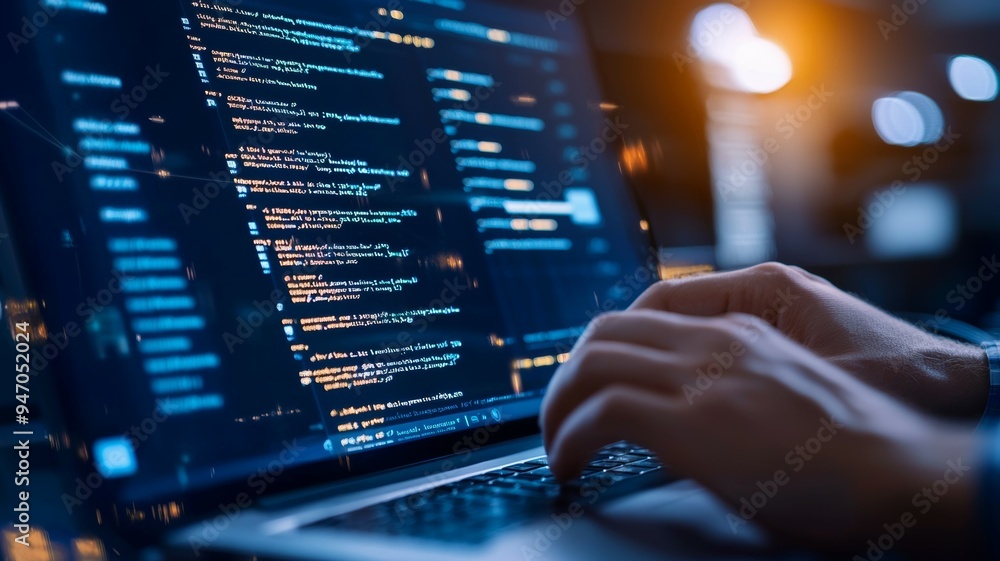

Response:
(620, 141), (650, 177)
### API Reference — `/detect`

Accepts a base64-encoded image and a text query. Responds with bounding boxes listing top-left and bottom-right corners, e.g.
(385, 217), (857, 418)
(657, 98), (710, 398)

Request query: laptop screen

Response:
(0, 0), (656, 506)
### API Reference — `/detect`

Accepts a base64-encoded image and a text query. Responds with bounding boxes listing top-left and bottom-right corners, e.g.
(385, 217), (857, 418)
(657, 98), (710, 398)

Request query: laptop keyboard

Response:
(307, 442), (667, 544)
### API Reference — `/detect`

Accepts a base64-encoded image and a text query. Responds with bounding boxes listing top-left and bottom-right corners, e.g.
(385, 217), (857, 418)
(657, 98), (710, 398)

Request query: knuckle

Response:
(568, 342), (614, 374)
(591, 388), (628, 422)
(704, 316), (744, 340)
(751, 261), (795, 281)
(711, 313), (772, 346)
(571, 343), (599, 366)
(650, 279), (679, 295)
(588, 311), (624, 334)
(724, 312), (770, 332)
(589, 340), (622, 355)
(787, 265), (812, 278)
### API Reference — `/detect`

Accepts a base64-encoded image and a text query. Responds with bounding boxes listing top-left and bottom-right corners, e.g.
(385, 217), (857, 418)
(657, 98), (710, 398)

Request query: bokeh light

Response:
(872, 92), (945, 147)
(948, 55), (999, 102)
(690, 3), (758, 65)
(690, 3), (792, 94)
(868, 185), (957, 259)
(730, 37), (794, 94)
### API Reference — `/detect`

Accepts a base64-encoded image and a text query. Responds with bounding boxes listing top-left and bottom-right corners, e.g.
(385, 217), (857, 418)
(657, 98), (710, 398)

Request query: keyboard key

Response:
(530, 467), (555, 478)
(309, 442), (666, 544)
(610, 465), (648, 475)
(467, 474), (499, 484)
(582, 471), (627, 484)
(519, 481), (562, 494)
(503, 463), (542, 472)
(481, 486), (546, 500)
(588, 460), (626, 469)
(515, 472), (548, 481)
(604, 454), (648, 463)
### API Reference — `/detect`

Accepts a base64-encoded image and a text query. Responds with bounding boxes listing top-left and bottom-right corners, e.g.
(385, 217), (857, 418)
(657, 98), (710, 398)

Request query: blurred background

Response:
(579, 0), (1000, 338)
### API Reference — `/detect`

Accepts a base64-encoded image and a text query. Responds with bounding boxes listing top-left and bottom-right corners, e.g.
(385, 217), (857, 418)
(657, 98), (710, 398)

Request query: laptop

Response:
(0, 1), (787, 559)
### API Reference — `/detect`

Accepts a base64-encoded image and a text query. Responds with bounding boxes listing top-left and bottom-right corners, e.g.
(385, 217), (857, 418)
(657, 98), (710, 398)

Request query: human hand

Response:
(627, 263), (989, 419)
(540, 310), (983, 546)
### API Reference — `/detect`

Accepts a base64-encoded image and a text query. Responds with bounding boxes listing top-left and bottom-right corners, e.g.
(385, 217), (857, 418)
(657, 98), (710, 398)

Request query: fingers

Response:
(547, 385), (678, 479)
(543, 312), (774, 455)
(571, 308), (697, 353)
(629, 262), (812, 323)
(540, 338), (697, 446)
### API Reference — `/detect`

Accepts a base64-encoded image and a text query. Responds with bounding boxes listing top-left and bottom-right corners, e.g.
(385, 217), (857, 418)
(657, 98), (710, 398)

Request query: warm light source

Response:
(948, 55), (999, 102)
(689, 3), (793, 94)
(730, 37), (793, 94)
(690, 3), (757, 64)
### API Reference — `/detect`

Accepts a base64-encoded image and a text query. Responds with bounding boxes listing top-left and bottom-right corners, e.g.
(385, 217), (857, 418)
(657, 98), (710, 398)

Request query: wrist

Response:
(917, 342), (989, 419)
(980, 341), (1000, 423)
(956, 345), (990, 417)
